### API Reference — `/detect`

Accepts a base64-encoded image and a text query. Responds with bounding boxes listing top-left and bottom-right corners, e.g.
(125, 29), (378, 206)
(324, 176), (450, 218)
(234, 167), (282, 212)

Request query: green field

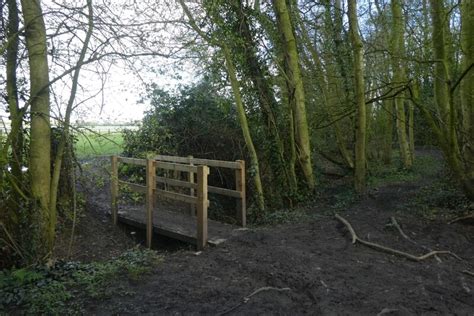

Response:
(75, 132), (124, 158)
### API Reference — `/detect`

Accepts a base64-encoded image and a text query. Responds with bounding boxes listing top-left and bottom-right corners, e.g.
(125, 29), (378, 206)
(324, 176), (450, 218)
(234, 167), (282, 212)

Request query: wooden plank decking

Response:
(117, 205), (236, 246)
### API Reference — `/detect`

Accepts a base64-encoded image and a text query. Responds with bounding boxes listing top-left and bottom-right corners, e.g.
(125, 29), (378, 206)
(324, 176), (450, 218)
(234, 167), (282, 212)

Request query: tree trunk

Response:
(296, 13), (354, 169)
(428, 0), (474, 200)
(50, 0), (94, 218)
(391, 0), (413, 169)
(348, 0), (367, 194)
(272, 0), (315, 190)
(223, 47), (266, 212)
(382, 99), (393, 165)
(5, 0), (23, 225)
(178, 0), (266, 211)
(460, 0), (474, 184)
(408, 101), (415, 162)
(21, 0), (52, 249)
(234, 2), (297, 197)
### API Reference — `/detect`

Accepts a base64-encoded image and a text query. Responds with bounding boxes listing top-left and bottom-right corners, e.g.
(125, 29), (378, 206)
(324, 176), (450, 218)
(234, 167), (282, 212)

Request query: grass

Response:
(75, 132), (124, 158)
(0, 248), (162, 314)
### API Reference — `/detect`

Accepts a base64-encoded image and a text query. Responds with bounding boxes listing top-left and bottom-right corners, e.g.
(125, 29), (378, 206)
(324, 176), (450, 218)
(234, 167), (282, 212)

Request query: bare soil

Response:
(61, 151), (474, 315)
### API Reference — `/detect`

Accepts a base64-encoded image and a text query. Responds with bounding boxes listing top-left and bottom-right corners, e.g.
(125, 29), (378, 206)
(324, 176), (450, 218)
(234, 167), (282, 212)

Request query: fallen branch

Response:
(219, 286), (291, 315)
(390, 217), (442, 263)
(335, 214), (461, 262)
(390, 217), (410, 240)
(463, 270), (474, 277)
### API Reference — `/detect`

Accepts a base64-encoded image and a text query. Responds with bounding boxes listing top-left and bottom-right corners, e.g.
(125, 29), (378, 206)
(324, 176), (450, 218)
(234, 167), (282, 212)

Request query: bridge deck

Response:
(117, 205), (236, 246)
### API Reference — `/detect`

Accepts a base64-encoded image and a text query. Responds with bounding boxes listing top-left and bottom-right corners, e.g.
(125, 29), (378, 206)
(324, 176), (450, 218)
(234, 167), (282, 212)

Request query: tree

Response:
(390, 0), (413, 169)
(460, 0), (473, 186)
(21, 0), (53, 249)
(348, 0), (367, 193)
(272, 0), (315, 190)
(178, 0), (266, 212)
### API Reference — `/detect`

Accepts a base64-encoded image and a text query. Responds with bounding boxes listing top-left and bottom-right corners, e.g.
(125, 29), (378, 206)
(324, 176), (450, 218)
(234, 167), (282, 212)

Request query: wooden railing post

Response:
(111, 155), (119, 225)
(188, 155), (195, 216)
(145, 159), (156, 248)
(196, 165), (209, 250)
(235, 160), (246, 227)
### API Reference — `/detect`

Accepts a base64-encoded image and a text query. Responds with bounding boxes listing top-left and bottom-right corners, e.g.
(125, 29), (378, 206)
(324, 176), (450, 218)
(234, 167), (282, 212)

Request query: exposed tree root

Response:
(463, 270), (474, 277)
(219, 286), (291, 315)
(335, 214), (461, 262)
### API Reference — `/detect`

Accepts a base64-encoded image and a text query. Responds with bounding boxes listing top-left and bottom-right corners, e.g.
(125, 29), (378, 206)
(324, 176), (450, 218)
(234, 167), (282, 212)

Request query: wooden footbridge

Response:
(110, 155), (246, 250)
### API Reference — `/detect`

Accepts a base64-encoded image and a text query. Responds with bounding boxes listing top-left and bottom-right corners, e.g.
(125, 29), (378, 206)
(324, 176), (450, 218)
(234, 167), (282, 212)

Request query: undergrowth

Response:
(0, 248), (162, 314)
(406, 177), (470, 220)
(368, 153), (440, 188)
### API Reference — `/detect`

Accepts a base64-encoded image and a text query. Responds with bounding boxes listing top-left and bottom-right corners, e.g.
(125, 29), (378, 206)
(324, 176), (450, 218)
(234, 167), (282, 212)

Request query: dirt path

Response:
(79, 151), (474, 314)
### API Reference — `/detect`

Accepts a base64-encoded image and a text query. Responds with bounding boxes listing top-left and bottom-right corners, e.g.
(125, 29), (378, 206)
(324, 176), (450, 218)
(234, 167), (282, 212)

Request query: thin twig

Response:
(219, 287), (291, 315)
(0, 222), (25, 259)
(448, 214), (474, 225)
(335, 214), (461, 262)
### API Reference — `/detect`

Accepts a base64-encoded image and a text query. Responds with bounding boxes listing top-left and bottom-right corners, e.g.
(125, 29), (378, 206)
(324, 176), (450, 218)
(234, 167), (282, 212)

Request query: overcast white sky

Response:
(1, 0), (197, 129)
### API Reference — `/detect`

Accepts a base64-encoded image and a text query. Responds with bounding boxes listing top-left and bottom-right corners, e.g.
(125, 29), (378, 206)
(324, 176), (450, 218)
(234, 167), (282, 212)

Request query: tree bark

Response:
(5, 0), (23, 224)
(272, 0), (315, 190)
(348, 0), (367, 194)
(223, 47), (266, 212)
(391, 0), (412, 169)
(382, 99), (393, 165)
(460, 0), (474, 184)
(296, 12), (354, 169)
(234, 2), (297, 197)
(21, 0), (52, 249)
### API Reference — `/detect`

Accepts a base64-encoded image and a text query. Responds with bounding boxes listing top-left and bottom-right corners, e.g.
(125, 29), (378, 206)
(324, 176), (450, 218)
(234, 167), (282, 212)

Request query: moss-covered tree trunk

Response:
(234, 2), (297, 198)
(21, 0), (53, 249)
(5, 0), (23, 225)
(296, 12), (354, 170)
(348, 0), (367, 194)
(391, 0), (412, 169)
(272, 0), (315, 190)
(382, 100), (394, 165)
(427, 0), (474, 200)
(460, 0), (474, 186)
(223, 47), (265, 212)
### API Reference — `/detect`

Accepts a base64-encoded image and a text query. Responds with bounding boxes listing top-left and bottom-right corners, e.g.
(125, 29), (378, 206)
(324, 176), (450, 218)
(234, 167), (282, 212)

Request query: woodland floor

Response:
(55, 150), (474, 315)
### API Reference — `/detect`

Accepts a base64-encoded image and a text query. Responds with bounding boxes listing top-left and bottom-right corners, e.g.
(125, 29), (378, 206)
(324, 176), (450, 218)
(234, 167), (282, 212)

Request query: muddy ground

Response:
(58, 151), (474, 315)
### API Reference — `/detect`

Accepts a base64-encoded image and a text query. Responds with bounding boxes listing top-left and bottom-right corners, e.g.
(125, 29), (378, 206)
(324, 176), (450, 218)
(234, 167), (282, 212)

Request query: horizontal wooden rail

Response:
(119, 180), (147, 194)
(155, 189), (198, 205)
(156, 177), (198, 189)
(156, 161), (198, 173)
(155, 154), (241, 170)
(156, 176), (198, 189)
(117, 156), (147, 166)
(208, 185), (242, 198)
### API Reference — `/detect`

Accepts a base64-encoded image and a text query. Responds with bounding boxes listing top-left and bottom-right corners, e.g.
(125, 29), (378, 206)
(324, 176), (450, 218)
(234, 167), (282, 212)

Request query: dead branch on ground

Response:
(219, 286), (291, 315)
(390, 217), (442, 263)
(463, 270), (474, 277)
(448, 214), (474, 225)
(335, 214), (461, 262)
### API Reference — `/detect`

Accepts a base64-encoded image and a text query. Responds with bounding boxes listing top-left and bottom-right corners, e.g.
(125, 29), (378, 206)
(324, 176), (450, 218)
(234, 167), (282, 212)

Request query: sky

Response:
(1, 0), (197, 129)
